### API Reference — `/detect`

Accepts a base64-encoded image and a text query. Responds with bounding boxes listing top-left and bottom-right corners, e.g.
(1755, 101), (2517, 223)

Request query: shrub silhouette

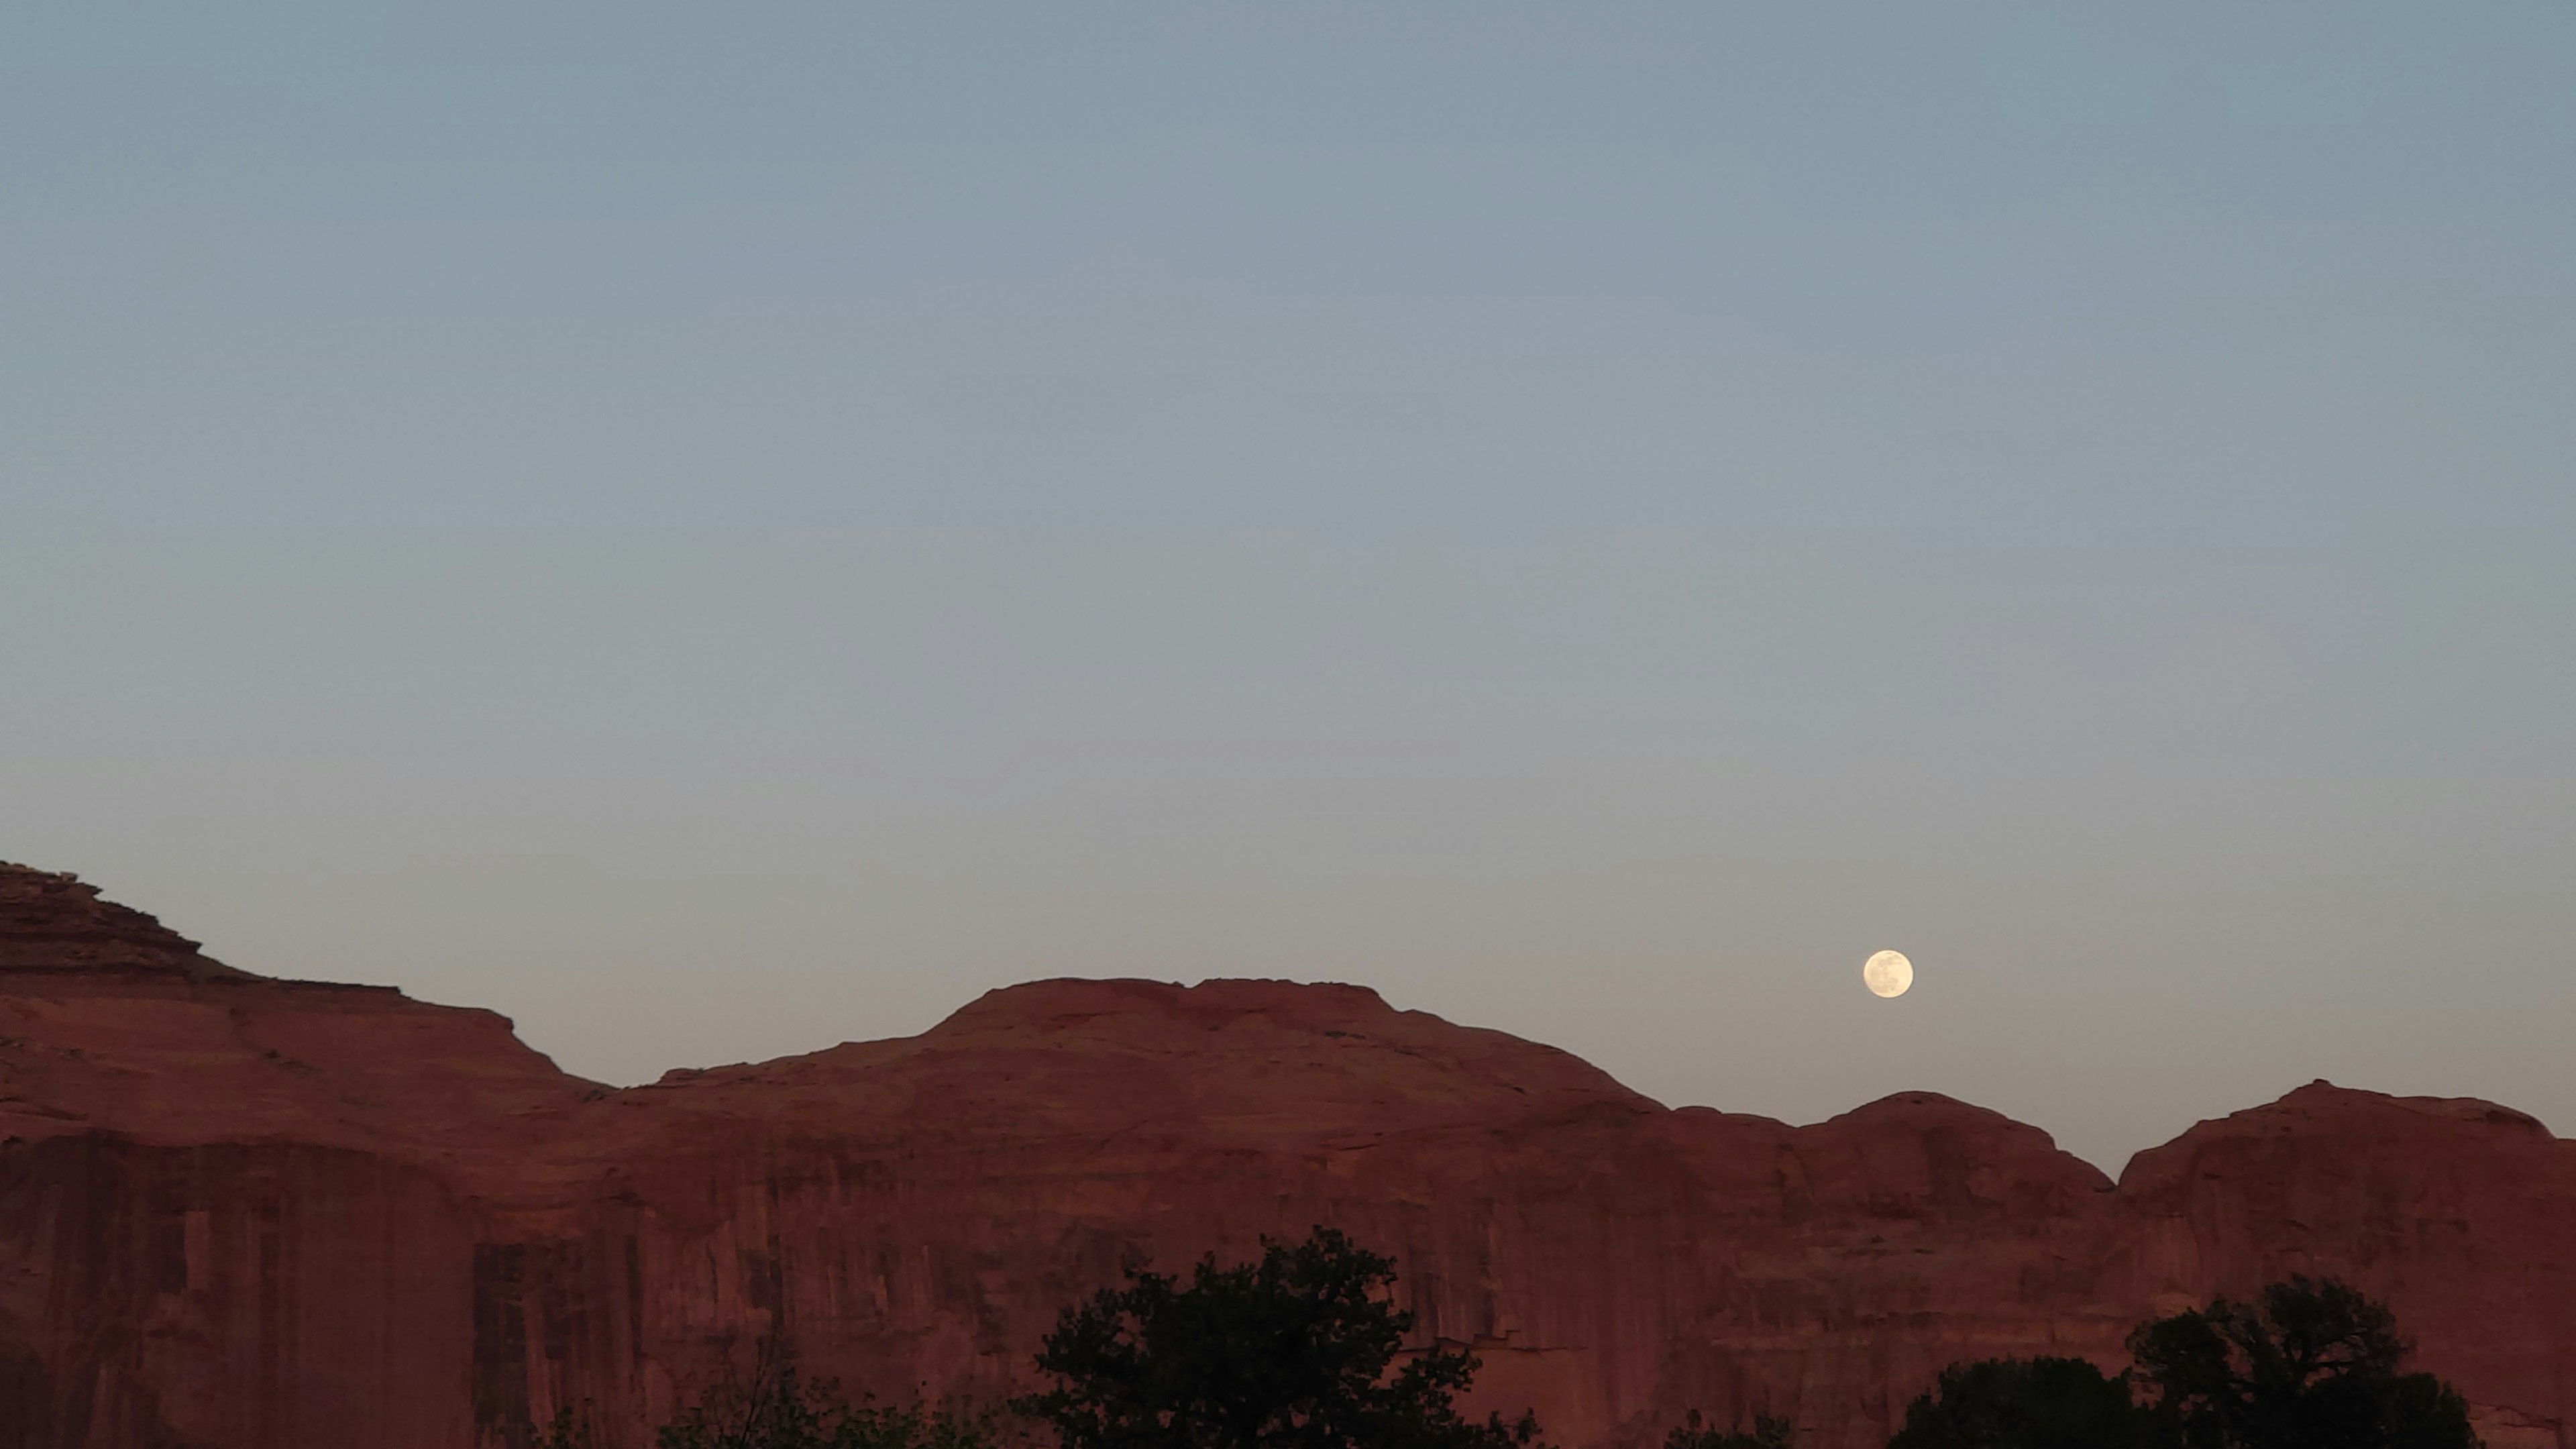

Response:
(1888, 1277), (2479, 1449)
(2127, 1276), (2477, 1449)
(1884, 1357), (2146, 1449)
(1018, 1226), (1542, 1449)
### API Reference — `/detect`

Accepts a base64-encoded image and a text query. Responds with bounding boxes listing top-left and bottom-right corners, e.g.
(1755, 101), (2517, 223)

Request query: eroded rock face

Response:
(0, 866), (2567, 1449)
(0, 863), (246, 979)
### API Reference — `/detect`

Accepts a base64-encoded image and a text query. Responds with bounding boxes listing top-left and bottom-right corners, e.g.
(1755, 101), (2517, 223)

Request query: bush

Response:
(2127, 1276), (2477, 1449)
(1888, 1278), (2480, 1449)
(1885, 1358), (2147, 1449)
(1018, 1226), (1542, 1449)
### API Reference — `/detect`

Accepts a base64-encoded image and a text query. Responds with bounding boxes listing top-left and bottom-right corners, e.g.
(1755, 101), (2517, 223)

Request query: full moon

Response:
(1863, 949), (1914, 999)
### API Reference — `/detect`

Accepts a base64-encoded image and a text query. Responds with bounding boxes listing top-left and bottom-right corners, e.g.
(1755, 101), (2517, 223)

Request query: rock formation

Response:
(1, 862), (2567, 1449)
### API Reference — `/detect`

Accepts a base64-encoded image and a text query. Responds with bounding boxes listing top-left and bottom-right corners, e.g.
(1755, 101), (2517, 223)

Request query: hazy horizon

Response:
(7, 5), (2571, 1174)
(19, 833), (2559, 1179)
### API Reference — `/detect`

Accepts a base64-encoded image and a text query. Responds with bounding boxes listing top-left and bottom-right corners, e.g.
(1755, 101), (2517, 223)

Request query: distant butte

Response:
(0, 863), (2568, 1449)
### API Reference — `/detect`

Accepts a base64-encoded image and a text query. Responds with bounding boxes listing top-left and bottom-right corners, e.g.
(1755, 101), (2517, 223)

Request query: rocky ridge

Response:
(0, 862), (248, 979)
(0, 865), (2567, 1449)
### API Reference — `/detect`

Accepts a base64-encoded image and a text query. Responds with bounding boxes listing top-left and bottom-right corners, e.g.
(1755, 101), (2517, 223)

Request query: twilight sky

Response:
(5, 4), (2571, 1172)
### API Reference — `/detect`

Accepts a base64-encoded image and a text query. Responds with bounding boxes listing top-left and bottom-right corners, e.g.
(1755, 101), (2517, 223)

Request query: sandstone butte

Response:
(1, 863), (2570, 1449)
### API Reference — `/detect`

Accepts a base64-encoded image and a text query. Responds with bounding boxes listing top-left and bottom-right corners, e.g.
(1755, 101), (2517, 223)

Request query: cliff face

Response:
(1, 865), (2567, 1449)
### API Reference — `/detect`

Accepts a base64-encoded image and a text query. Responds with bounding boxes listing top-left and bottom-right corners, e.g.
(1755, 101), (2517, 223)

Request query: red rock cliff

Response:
(1, 864), (2567, 1449)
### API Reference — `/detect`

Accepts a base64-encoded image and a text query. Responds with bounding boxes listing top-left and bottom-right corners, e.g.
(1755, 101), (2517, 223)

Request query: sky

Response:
(4, 4), (2571, 1173)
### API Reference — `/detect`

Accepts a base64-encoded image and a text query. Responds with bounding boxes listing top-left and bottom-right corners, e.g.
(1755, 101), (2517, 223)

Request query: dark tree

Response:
(1884, 1356), (2148, 1449)
(2126, 1277), (2478, 1449)
(1018, 1226), (1541, 1449)
(1665, 1408), (1795, 1449)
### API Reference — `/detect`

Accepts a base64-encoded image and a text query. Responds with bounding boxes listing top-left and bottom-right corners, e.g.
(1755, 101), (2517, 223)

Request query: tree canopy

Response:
(2127, 1276), (2477, 1449)
(621, 1255), (2477, 1449)
(1884, 1356), (2147, 1449)
(1884, 1277), (2479, 1449)
(1018, 1226), (1540, 1449)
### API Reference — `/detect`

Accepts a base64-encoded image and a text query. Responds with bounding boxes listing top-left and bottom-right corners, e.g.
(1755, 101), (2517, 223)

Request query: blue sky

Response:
(5, 5), (2571, 1168)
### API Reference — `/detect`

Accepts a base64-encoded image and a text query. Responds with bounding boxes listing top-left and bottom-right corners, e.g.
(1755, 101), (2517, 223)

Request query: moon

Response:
(1862, 949), (1914, 999)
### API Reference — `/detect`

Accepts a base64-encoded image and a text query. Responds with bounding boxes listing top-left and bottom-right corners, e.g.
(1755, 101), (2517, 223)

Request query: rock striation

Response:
(0, 863), (249, 980)
(0, 863), (2568, 1449)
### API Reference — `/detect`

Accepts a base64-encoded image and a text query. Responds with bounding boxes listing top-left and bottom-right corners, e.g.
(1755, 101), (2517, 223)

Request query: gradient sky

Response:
(5, 4), (2571, 1172)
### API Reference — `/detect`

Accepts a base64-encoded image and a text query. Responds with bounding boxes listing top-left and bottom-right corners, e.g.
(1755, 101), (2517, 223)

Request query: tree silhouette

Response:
(1018, 1226), (1541, 1449)
(1884, 1357), (2147, 1449)
(1885, 1279), (2478, 1449)
(2127, 1276), (2477, 1449)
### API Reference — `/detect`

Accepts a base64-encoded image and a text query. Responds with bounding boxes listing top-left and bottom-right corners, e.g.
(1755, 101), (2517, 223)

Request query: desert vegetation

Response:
(572, 1235), (2475, 1449)
(1018, 1226), (1541, 1449)
(1888, 1275), (2478, 1449)
(537, 1228), (1535, 1449)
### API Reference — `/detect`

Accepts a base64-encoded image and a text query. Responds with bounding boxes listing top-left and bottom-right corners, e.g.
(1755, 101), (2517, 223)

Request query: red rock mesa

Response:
(1, 863), (2569, 1449)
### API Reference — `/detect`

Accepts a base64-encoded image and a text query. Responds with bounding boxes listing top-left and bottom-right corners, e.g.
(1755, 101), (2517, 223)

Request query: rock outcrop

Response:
(0, 863), (248, 979)
(0, 863), (2567, 1449)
